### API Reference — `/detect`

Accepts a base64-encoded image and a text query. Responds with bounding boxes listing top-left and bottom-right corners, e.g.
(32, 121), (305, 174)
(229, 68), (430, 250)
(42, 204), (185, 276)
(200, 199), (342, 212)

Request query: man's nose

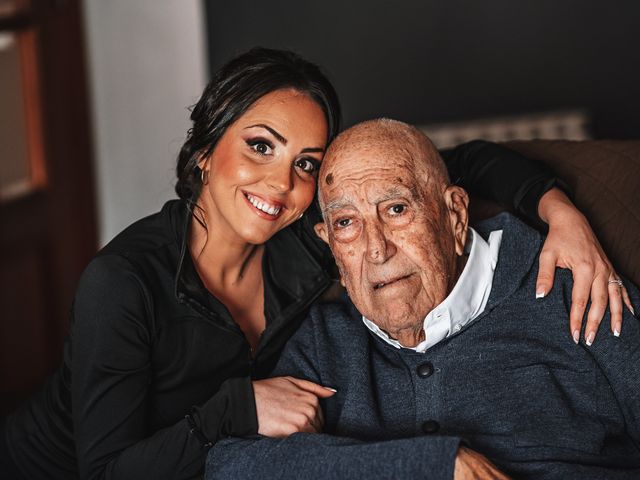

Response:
(365, 222), (395, 264)
(266, 162), (293, 193)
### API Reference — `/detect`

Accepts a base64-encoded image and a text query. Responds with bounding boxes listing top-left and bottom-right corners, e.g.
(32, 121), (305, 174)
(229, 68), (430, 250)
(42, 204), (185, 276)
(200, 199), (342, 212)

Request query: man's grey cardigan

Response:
(207, 213), (640, 479)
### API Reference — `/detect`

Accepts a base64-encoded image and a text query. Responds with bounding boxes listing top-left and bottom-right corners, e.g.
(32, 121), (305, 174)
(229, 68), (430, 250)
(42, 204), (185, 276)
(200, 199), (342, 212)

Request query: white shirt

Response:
(362, 227), (503, 353)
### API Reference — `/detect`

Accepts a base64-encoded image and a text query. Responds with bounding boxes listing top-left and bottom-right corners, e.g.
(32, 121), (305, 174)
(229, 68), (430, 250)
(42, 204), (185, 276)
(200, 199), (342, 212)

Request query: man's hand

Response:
(454, 446), (510, 480)
(536, 188), (633, 345)
(253, 376), (336, 437)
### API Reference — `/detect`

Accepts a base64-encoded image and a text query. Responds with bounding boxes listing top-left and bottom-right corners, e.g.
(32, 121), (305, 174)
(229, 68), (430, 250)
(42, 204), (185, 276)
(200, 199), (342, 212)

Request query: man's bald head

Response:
(318, 118), (449, 211)
(313, 118), (470, 347)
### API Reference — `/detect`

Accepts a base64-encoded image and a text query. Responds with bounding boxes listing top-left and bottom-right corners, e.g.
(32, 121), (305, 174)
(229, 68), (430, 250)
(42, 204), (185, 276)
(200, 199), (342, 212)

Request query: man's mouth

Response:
(243, 192), (284, 219)
(372, 274), (413, 290)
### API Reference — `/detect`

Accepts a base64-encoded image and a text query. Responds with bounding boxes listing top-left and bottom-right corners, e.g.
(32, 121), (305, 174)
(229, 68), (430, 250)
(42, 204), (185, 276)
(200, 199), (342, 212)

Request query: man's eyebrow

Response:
(322, 199), (353, 214)
(374, 187), (407, 203)
(245, 124), (287, 144)
(373, 186), (416, 204)
(322, 186), (414, 214)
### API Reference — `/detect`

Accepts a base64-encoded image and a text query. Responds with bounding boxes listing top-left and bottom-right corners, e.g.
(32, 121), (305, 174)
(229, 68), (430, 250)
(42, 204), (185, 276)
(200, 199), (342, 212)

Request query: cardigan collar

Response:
(475, 212), (542, 313)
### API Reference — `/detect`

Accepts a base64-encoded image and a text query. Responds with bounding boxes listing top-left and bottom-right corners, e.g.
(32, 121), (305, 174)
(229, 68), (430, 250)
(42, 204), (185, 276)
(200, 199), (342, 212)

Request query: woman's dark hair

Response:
(175, 47), (342, 203)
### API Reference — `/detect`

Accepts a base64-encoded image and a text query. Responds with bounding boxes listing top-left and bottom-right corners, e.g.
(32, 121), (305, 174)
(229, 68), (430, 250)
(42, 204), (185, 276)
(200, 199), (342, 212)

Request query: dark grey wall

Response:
(205, 0), (640, 138)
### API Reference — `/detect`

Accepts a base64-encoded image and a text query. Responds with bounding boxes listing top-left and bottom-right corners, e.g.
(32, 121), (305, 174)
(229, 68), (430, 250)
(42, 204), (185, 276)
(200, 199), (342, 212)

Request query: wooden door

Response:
(0, 0), (97, 414)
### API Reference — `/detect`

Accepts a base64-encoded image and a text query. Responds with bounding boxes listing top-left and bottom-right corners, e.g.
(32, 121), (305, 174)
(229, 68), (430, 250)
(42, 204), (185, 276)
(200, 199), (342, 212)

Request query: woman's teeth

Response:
(246, 193), (281, 216)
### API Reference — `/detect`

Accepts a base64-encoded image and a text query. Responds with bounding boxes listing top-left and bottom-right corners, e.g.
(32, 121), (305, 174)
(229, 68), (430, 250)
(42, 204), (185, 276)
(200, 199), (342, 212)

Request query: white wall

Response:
(83, 1), (207, 245)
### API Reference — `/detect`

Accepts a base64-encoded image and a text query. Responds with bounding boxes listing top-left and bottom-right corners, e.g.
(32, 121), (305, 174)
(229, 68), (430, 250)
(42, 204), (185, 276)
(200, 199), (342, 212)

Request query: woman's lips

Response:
(242, 191), (285, 221)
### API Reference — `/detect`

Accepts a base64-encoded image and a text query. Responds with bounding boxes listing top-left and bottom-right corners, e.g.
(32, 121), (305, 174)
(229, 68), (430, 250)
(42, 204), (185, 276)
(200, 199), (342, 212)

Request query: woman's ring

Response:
(608, 279), (624, 287)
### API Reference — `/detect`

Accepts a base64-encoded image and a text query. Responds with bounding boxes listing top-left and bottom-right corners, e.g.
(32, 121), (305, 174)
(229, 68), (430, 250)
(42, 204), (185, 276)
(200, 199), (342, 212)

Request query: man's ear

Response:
(314, 222), (330, 245)
(444, 185), (469, 256)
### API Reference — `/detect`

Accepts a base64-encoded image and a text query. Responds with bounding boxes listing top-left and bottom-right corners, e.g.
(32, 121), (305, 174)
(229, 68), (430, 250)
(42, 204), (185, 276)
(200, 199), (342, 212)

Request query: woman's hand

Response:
(253, 376), (336, 438)
(536, 188), (633, 345)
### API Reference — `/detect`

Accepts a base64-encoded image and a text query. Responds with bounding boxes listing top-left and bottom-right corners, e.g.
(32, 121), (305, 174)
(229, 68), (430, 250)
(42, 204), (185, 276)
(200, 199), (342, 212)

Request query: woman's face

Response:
(199, 88), (328, 245)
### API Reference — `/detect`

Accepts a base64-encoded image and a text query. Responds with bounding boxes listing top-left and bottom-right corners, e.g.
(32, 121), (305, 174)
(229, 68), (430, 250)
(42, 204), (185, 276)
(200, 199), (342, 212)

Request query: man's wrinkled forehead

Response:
(319, 142), (418, 203)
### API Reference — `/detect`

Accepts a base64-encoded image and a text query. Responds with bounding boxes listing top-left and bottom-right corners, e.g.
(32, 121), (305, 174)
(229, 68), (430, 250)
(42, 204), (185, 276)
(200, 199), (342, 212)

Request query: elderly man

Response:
(207, 119), (640, 479)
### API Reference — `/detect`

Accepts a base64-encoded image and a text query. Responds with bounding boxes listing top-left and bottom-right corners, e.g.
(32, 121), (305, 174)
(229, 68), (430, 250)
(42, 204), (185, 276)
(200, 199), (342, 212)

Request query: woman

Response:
(1, 48), (630, 479)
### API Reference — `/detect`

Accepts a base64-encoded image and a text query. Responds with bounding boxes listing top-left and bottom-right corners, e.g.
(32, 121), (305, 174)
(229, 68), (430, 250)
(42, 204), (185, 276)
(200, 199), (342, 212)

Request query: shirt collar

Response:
(362, 227), (503, 353)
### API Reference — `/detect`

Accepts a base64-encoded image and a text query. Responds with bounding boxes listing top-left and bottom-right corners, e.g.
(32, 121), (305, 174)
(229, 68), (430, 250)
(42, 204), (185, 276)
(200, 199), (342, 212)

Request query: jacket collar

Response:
(168, 200), (330, 325)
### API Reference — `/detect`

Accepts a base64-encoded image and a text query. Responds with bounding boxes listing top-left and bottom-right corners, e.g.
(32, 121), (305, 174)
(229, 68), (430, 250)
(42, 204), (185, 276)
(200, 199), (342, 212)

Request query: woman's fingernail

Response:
(572, 330), (580, 344)
(324, 387), (337, 393)
(536, 289), (546, 299)
(586, 331), (595, 346)
(629, 305), (636, 315)
(614, 329), (620, 337)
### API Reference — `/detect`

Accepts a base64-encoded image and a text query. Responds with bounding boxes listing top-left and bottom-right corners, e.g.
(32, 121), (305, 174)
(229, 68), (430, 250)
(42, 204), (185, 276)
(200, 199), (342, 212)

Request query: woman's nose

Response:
(266, 162), (294, 193)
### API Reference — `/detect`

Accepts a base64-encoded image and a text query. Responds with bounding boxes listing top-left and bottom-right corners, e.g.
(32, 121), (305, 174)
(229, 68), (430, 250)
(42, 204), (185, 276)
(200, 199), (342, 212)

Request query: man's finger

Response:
(535, 250), (557, 298)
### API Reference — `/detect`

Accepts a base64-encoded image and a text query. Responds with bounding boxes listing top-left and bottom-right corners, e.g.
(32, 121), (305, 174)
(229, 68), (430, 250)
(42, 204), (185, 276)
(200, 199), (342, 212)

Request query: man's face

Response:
(316, 143), (467, 343)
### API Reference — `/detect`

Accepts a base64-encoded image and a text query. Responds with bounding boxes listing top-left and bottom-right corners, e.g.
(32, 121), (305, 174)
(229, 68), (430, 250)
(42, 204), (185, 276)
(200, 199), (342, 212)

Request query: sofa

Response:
(479, 140), (640, 288)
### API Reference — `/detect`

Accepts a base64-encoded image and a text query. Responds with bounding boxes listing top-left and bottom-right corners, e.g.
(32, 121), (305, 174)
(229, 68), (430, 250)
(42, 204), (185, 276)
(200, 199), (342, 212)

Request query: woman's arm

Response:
(71, 255), (256, 480)
(441, 140), (632, 343)
(440, 139), (565, 224)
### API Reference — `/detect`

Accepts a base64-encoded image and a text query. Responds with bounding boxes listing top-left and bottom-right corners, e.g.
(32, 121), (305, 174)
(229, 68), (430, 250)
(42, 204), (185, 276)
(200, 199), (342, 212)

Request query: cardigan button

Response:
(416, 362), (434, 378)
(422, 420), (440, 434)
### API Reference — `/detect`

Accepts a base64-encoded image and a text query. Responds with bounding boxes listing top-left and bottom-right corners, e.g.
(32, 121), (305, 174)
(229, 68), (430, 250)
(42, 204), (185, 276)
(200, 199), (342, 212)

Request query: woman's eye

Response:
(247, 139), (273, 156)
(388, 204), (406, 215)
(294, 157), (320, 174)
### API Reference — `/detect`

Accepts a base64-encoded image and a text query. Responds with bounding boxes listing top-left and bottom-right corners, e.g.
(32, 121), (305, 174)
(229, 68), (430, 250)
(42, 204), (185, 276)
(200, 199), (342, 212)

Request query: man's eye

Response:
(388, 204), (406, 215)
(247, 139), (273, 155)
(335, 218), (352, 228)
(294, 157), (320, 174)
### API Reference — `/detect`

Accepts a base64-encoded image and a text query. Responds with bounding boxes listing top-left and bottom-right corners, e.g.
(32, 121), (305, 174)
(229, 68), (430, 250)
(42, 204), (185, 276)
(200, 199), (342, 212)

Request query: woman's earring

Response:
(201, 168), (210, 185)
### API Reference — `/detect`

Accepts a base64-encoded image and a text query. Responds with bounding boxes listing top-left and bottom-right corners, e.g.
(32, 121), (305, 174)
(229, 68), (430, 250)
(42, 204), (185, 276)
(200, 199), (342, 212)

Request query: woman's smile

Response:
(242, 191), (285, 220)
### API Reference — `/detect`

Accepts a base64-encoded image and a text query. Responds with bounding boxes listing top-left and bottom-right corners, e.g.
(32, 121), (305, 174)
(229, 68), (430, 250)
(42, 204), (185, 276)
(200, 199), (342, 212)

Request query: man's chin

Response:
(364, 303), (426, 333)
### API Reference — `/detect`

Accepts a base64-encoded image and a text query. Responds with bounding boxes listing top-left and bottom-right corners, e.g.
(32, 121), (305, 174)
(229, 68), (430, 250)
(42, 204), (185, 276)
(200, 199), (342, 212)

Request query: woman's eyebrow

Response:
(245, 124), (287, 144)
(245, 124), (325, 153)
(301, 147), (325, 154)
